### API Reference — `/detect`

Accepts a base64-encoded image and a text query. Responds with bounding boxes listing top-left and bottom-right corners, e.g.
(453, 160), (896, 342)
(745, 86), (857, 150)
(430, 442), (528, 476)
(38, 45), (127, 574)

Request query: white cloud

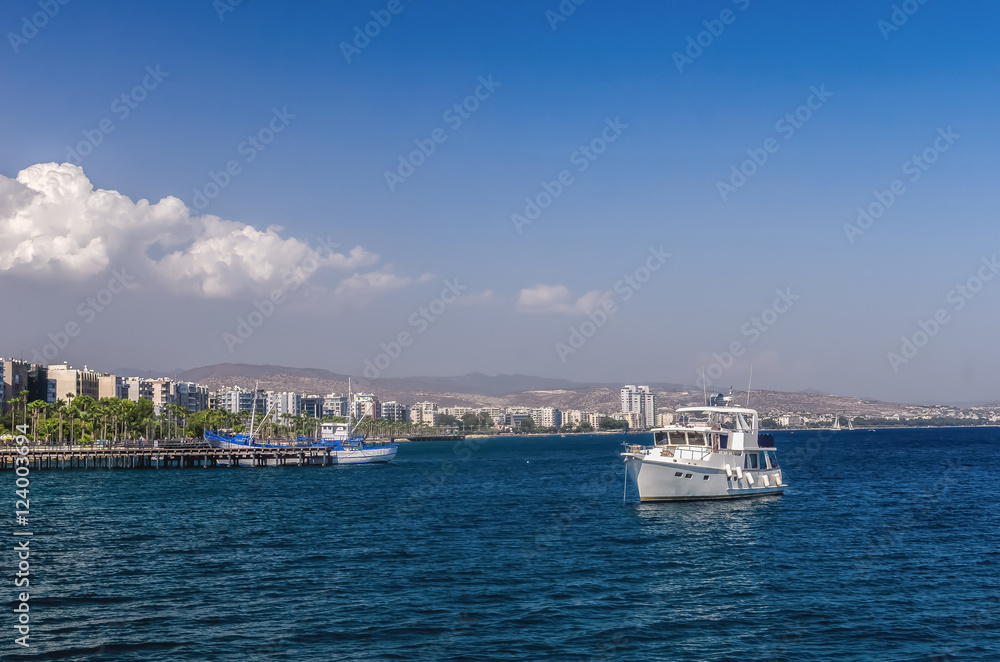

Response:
(516, 284), (609, 313)
(0, 162), (386, 298)
(334, 268), (414, 301)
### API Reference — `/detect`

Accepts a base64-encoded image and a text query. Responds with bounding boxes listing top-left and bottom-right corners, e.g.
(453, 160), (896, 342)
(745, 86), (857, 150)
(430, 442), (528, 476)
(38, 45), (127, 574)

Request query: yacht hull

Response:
(624, 456), (784, 501)
(335, 446), (398, 464)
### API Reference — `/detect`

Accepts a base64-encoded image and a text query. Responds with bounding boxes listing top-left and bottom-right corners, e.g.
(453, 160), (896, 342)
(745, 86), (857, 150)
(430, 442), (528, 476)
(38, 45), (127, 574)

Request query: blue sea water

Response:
(10, 428), (1000, 661)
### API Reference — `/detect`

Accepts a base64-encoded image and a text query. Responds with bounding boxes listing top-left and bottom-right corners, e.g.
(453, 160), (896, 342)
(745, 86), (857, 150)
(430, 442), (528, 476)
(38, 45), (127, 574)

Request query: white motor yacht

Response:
(622, 404), (785, 501)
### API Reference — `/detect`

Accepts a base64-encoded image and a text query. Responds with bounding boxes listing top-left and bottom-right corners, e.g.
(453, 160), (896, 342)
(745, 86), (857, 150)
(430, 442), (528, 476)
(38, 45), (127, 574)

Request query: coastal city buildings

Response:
(532, 407), (561, 428)
(48, 363), (100, 401)
(125, 377), (153, 403)
(620, 385), (656, 428)
(300, 395), (324, 418)
(267, 391), (301, 422)
(0, 354), (676, 432)
(411, 402), (439, 426)
(98, 374), (128, 400)
(2, 359), (29, 413)
(352, 393), (380, 420)
(323, 394), (348, 418)
(381, 401), (408, 422)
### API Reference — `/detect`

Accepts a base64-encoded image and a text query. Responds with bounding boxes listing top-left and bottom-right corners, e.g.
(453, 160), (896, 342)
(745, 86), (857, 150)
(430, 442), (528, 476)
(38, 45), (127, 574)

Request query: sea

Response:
(12, 428), (1000, 661)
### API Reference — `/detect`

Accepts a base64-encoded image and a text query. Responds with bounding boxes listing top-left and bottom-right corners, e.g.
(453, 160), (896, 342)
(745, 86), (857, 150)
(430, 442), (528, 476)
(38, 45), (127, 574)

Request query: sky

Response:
(1, 0), (999, 404)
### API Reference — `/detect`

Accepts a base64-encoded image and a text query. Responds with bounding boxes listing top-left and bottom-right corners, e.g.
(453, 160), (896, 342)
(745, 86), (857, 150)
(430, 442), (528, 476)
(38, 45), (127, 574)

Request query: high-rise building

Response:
(620, 385), (656, 428)
(125, 377), (154, 403)
(532, 407), (562, 428)
(380, 401), (408, 422)
(2, 359), (29, 414)
(411, 401), (439, 426)
(149, 379), (175, 414)
(266, 391), (300, 422)
(352, 393), (380, 420)
(98, 374), (129, 400)
(48, 364), (100, 402)
(300, 395), (324, 418)
(215, 388), (256, 414)
(323, 394), (348, 418)
(26, 364), (47, 404)
(174, 382), (209, 412)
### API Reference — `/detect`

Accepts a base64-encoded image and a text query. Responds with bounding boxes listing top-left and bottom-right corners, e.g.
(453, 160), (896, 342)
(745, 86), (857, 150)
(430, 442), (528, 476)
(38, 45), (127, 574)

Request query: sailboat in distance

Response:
(832, 416), (841, 431)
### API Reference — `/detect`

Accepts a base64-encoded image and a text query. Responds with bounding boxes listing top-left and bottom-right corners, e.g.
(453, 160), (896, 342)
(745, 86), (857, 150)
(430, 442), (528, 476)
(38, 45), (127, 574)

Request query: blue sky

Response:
(1, 0), (999, 403)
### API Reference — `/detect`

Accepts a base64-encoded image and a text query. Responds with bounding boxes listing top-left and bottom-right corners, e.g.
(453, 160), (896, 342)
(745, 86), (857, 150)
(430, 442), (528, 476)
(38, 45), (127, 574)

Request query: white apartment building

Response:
(441, 406), (474, 417)
(586, 412), (605, 428)
(216, 388), (257, 414)
(620, 385), (656, 429)
(532, 407), (562, 428)
(266, 391), (300, 422)
(411, 401), (439, 426)
(352, 393), (380, 420)
(561, 409), (583, 426)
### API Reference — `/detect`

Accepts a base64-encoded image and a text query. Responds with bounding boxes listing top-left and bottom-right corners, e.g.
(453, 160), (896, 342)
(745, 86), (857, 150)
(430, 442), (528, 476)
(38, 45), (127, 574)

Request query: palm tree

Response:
(27, 400), (47, 443)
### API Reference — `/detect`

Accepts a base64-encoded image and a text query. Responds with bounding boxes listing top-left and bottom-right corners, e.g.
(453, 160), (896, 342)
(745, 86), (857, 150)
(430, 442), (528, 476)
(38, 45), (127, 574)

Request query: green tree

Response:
(519, 417), (536, 432)
(599, 417), (628, 430)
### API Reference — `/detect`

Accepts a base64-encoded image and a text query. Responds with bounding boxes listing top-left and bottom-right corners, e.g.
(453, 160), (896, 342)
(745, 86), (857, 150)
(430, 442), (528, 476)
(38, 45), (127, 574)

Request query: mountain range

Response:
(103, 363), (996, 420)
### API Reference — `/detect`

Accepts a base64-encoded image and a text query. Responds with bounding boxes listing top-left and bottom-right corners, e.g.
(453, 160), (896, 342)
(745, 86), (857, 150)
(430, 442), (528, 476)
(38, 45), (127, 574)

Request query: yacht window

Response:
(746, 454), (759, 469)
(767, 451), (779, 469)
(687, 432), (706, 446)
(759, 452), (767, 469)
(654, 432), (665, 444)
(669, 431), (687, 445)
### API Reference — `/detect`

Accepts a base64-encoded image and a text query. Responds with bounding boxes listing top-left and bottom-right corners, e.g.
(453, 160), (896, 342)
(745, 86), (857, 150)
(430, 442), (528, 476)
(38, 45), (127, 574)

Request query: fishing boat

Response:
(204, 382), (397, 464)
(622, 402), (785, 501)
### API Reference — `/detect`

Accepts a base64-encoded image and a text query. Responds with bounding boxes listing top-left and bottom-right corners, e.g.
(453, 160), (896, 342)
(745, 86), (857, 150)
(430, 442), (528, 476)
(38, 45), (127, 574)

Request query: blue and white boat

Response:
(203, 382), (397, 464)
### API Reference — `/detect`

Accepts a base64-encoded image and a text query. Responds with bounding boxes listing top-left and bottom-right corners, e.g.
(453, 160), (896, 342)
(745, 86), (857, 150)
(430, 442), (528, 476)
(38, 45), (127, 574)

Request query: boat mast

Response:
(701, 366), (708, 405)
(248, 381), (258, 446)
(746, 364), (753, 407)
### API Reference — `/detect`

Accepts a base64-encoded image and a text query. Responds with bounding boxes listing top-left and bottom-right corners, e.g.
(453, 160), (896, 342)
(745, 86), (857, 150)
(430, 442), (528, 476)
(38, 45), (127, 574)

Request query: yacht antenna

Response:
(701, 366), (708, 406)
(746, 365), (753, 407)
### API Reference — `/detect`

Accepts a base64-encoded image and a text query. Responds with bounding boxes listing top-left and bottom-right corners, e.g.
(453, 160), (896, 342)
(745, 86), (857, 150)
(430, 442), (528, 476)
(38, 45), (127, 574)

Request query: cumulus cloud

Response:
(516, 284), (610, 313)
(0, 162), (385, 298)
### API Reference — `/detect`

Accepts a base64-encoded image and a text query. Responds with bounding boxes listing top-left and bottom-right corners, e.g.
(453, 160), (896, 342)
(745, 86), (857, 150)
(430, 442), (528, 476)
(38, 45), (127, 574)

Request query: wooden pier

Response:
(0, 445), (338, 470)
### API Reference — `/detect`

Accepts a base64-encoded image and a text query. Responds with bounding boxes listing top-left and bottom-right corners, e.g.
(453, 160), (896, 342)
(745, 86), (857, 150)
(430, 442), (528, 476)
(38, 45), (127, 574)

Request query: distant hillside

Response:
(177, 363), (352, 384)
(374, 372), (593, 397)
(156, 363), (992, 420)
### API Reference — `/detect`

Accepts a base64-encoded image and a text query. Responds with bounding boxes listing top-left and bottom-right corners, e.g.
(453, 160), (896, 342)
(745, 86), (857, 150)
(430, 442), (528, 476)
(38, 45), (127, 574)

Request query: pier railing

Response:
(0, 445), (341, 470)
